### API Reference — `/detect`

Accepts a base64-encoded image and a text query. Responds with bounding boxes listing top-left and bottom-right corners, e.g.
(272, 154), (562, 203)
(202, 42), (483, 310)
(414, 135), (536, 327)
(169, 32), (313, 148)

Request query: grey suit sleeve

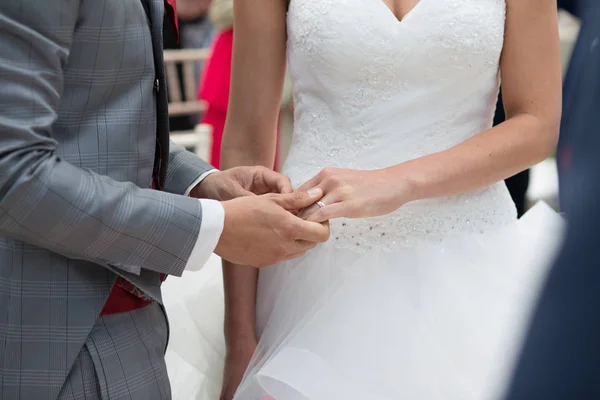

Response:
(0, 1), (201, 277)
(163, 141), (215, 195)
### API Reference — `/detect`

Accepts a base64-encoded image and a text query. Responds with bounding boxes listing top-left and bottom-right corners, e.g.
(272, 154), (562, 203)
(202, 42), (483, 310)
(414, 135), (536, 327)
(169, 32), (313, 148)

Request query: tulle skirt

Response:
(163, 202), (564, 400)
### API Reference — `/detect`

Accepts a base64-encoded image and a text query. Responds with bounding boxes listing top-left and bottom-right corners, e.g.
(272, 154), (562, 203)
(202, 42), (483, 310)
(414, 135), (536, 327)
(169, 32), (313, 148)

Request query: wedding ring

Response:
(316, 201), (326, 208)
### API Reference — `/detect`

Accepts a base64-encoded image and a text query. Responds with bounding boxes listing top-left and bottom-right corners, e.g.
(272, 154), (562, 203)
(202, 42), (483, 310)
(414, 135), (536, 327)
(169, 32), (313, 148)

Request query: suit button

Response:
(154, 78), (160, 93)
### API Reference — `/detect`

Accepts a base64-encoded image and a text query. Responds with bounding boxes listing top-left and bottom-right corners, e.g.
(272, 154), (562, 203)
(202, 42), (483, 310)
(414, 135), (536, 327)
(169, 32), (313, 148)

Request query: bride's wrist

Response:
(380, 166), (422, 206)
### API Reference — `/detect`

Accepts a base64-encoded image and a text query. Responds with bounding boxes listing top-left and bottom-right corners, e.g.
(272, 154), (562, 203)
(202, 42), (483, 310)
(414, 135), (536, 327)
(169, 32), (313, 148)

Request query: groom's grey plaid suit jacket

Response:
(0, 0), (213, 397)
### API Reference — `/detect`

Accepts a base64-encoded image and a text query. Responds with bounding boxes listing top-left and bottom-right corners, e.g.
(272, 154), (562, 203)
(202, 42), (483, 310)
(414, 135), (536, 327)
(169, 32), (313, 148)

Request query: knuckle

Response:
(330, 174), (344, 186)
(340, 185), (353, 197)
(310, 209), (323, 221)
(264, 193), (279, 203)
(292, 190), (306, 201)
(320, 168), (333, 178)
(275, 246), (288, 260)
(285, 221), (299, 237)
(320, 224), (331, 240)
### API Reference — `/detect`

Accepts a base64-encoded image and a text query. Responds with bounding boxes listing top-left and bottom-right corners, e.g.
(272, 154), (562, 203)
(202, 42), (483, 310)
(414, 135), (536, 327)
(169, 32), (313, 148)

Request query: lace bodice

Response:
(282, 0), (516, 252)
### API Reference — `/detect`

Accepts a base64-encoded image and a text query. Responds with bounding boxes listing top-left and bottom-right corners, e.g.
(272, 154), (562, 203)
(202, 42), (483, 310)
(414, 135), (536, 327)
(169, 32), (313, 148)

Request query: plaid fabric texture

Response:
(57, 304), (171, 400)
(0, 0), (213, 398)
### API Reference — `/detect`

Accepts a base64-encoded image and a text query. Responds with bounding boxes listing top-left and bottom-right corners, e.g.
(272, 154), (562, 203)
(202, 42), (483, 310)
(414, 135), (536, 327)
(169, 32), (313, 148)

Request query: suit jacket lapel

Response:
(140, 0), (171, 187)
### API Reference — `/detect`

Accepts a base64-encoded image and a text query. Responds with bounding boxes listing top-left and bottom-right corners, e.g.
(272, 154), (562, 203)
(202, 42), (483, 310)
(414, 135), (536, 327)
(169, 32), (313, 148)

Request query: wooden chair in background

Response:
(164, 48), (212, 160)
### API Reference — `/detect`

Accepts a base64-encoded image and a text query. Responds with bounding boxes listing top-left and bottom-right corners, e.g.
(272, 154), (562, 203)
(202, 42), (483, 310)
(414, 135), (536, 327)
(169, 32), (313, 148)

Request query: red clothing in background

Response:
(198, 29), (279, 169)
(198, 29), (233, 168)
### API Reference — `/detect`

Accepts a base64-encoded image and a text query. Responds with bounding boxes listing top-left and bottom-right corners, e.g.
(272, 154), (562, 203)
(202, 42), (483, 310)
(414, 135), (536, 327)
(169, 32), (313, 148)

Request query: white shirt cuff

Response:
(185, 199), (225, 271)
(184, 169), (220, 196)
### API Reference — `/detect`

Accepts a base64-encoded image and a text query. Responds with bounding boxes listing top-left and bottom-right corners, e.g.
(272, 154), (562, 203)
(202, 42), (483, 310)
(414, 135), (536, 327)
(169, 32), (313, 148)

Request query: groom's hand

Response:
(190, 166), (292, 201)
(215, 189), (330, 268)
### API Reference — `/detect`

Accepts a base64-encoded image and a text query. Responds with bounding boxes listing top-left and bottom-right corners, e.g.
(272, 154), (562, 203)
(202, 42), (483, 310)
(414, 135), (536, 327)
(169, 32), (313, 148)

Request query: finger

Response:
(306, 202), (348, 223)
(255, 168), (293, 194)
(220, 183), (256, 200)
(296, 203), (320, 220)
(297, 191), (341, 220)
(236, 188), (256, 198)
(282, 250), (307, 262)
(290, 218), (330, 243)
(281, 239), (322, 261)
(297, 173), (323, 193)
(276, 175), (293, 194)
(293, 185), (327, 218)
(294, 239), (319, 252)
(271, 188), (324, 210)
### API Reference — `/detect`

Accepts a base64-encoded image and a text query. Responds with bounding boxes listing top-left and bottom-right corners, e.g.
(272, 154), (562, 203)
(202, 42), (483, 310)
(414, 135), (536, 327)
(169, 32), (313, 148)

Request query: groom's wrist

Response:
(183, 199), (225, 272)
(185, 169), (220, 198)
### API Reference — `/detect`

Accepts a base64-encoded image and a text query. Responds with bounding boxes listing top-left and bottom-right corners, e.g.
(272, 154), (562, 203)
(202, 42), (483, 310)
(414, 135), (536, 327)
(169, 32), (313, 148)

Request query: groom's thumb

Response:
(273, 188), (323, 210)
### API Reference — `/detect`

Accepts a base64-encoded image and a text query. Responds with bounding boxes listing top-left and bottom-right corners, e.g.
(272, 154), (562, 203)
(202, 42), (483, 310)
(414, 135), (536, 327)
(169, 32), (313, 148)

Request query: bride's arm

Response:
(394, 0), (561, 201)
(219, 0), (288, 396)
(301, 0), (562, 222)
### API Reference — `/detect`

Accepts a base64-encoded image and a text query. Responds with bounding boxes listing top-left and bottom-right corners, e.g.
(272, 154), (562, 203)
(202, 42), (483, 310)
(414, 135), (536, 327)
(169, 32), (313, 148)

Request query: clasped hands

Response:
(189, 166), (329, 268)
(191, 166), (413, 268)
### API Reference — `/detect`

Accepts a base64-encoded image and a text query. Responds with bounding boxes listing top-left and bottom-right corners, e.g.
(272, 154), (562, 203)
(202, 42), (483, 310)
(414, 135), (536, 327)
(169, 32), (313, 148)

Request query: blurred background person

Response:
(504, 2), (600, 398)
(178, 0), (216, 77)
(556, 0), (593, 210)
(196, 0), (233, 168)
(164, 0), (215, 132)
(198, 0), (293, 169)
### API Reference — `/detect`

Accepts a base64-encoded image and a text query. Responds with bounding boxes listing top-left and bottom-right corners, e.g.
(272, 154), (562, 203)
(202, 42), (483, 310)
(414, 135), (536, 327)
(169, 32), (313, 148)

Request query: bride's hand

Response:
(297, 168), (414, 223)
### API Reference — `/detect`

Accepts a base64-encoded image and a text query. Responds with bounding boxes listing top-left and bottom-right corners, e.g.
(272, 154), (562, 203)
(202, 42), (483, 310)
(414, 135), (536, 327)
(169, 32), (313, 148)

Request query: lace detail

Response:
(284, 0), (514, 252)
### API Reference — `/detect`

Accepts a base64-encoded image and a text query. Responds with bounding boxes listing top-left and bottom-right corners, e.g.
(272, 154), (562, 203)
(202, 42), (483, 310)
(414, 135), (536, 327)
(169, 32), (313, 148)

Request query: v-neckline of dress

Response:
(379, 0), (425, 23)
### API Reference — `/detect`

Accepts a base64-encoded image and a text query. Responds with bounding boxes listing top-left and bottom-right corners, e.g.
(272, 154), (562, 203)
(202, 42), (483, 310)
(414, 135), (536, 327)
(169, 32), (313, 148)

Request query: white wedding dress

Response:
(163, 0), (565, 398)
